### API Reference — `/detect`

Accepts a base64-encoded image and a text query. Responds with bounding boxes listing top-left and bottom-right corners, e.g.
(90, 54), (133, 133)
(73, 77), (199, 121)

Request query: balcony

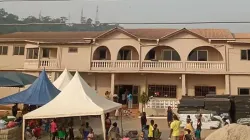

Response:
(91, 60), (226, 72)
(91, 60), (139, 71)
(24, 59), (59, 69)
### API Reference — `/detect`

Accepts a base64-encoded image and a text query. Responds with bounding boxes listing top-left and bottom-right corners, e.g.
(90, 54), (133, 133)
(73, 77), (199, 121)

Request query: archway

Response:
(187, 46), (223, 61)
(93, 46), (111, 60)
(144, 46), (181, 61)
(117, 45), (139, 60)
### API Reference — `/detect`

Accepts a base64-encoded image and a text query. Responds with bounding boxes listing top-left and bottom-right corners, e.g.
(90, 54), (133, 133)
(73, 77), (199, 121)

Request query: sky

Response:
(1, 0), (250, 32)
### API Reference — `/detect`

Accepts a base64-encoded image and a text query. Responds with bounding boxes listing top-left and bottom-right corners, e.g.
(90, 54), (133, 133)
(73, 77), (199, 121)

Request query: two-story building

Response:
(0, 27), (250, 112)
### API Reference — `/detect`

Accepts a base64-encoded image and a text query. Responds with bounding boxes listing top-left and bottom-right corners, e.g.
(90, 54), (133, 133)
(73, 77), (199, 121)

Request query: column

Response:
(181, 74), (186, 96)
(225, 75), (230, 95)
(110, 73), (115, 96)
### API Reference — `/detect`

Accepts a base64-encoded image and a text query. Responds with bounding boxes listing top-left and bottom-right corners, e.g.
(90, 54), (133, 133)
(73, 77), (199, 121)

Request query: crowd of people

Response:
(140, 106), (204, 140)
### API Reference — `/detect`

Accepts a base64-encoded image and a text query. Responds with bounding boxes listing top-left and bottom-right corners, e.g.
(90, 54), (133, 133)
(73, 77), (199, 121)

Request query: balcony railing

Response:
(24, 59), (58, 69)
(141, 60), (184, 71)
(91, 60), (226, 72)
(185, 61), (225, 72)
(91, 60), (139, 71)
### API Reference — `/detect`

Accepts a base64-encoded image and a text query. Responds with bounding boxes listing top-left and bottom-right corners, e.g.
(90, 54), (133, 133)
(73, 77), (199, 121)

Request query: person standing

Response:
(148, 120), (154, 140)
(169, 115), (181, 140)
(68, 124), (74, 140)
(50, 119), (58, 140)
(12, 104), (18, 117)
(105, 113), (111, 139)
(167, 106), (173, 127)
(127, 91), (133, 109)
(141, 112), (147, 130)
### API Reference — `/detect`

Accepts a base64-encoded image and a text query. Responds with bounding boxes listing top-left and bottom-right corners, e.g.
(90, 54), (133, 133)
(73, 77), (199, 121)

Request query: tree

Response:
(139, 91), (149, 112)
(86, 18), (93, 25)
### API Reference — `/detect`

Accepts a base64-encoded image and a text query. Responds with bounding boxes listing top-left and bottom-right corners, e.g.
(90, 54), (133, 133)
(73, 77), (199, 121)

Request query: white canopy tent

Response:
(23, 71), (122, 140)
(53, 68), (73, 90)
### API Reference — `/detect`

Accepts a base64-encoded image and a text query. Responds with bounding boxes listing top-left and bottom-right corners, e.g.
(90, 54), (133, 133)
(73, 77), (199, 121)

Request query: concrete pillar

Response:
(111, 73), (115, 96)
(182, 74), (186, 96)
(225, 74), (230, 95)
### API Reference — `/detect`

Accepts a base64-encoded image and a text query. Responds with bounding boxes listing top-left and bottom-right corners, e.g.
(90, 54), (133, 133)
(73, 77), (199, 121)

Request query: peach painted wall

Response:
(186, 74), (225, 96)
(230, 75), (250, 95)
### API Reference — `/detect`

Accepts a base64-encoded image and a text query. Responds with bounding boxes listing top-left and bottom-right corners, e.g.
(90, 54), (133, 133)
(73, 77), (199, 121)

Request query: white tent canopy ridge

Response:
(23, 71), (122, 140)
(53, 68), (73, 91)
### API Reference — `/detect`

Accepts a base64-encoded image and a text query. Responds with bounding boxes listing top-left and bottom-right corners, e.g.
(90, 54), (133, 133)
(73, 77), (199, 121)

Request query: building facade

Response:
(0, 27), (250, 112)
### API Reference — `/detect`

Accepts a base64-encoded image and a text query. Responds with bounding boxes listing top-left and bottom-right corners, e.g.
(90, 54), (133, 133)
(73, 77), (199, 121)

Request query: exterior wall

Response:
(147, 74), (182, 99)
(141, 33), (225, 61)
(228, 44), (250, 73)
(60, 45), (91, 70)
(94, 32), (140, 61)
(186, 74), (225, 96)
(96, 73), (111, 96)
(0, 43), (26, 69)
(230, 75), (250, 95)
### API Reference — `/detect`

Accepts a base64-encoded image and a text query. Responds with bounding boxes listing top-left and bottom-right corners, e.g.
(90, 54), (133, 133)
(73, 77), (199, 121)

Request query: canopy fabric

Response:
(0, 70), (60, 105)
(24, 71), (122, 119)
(0, 72), (37, 87)
(53, 68), (73, 90)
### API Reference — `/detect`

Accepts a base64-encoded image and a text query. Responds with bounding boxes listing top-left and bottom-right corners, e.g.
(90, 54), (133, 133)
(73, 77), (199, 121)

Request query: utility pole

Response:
(95, 5), (100, 26)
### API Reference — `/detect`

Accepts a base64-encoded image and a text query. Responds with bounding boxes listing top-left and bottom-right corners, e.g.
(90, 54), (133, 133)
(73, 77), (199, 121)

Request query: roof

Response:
(53, 68), (73, 90)
(228, 33), (250, 44)
(23, 71), (122, 119)
(0, 28), (235, 43)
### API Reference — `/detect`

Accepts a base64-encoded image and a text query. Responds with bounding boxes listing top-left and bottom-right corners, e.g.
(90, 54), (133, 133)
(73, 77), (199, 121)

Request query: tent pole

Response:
(121, 109), (123, 137)
(22, 118), (25, 140)
(101, 114), (106, 140)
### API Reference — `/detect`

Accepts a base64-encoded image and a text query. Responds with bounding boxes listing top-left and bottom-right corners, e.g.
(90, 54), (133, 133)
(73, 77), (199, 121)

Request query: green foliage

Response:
(0, 8), (119, 34)
(139, 91), (149, 105)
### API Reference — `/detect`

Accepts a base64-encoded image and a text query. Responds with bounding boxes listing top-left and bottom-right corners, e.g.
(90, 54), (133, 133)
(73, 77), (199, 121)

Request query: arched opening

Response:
(144, 46), (181, 61)
(93, 46), (111, 60)
(117, 46), (139, 60)
(187, 46), (223, 61)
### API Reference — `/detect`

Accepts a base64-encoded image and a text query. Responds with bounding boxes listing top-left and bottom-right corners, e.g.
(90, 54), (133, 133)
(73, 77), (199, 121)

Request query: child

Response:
(87, 128), (94, 140)
(195, 129), (201, 140)
(153, 124), (161, 140)
(184, 129), (193, 140)
(58, 126), (66, 140)
(143, 125), (149, 140)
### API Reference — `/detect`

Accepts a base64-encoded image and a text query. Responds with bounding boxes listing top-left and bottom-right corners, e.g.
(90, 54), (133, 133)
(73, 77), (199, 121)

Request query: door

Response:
(132, 85), (140, 104)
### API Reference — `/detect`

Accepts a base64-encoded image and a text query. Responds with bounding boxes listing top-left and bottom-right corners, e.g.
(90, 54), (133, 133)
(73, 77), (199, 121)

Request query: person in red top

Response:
(50, 119), (58, 140)
(33, 125), (42, 140)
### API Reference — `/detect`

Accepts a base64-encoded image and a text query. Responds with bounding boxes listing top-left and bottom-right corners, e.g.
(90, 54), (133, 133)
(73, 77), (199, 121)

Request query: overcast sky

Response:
(1, 0), (250, 32)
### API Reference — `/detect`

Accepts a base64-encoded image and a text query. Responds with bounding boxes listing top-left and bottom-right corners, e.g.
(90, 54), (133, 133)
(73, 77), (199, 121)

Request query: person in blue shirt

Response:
(127, 90), (133, 108)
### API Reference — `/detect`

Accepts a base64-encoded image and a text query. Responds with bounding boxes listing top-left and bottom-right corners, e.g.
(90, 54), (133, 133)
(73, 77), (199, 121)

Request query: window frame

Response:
(0, 46), (8, 55)
(240, 49), (250, 60)
(194, 86), (216, 97)
(161, 49), (180, 61)
(188, 50), (208, 61)
(68, 47), (78, 53)
(118, 49), (132, 60)
(26, 48), (39, 59)
(13, 46), (25, 56)
(148, 84), (177, 98)
(238, 87), (250, 95)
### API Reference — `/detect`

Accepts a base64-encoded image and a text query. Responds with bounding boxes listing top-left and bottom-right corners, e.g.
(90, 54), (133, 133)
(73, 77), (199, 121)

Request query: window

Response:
(188, 50), (208, 61)
(162, 49), (180, 61)
(99, 49), (107, 60)
(68, 47), (78, 53)
(0, 46), (8, 55)
(148, 50), (155, 60)
(238, 88), (250, 95)
(26, 48), (38, 59)
(195, 86), (216, 96)
(241, 50), (250, 60)
(118, 49), (131, 60)
(13, 46), (24, 55)
(42, 48), (50, 58)
(148, 85), (177, 98)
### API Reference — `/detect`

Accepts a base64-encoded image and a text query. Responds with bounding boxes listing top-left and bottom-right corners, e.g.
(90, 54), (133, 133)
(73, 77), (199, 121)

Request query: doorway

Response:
(114, 85), (139, 108)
